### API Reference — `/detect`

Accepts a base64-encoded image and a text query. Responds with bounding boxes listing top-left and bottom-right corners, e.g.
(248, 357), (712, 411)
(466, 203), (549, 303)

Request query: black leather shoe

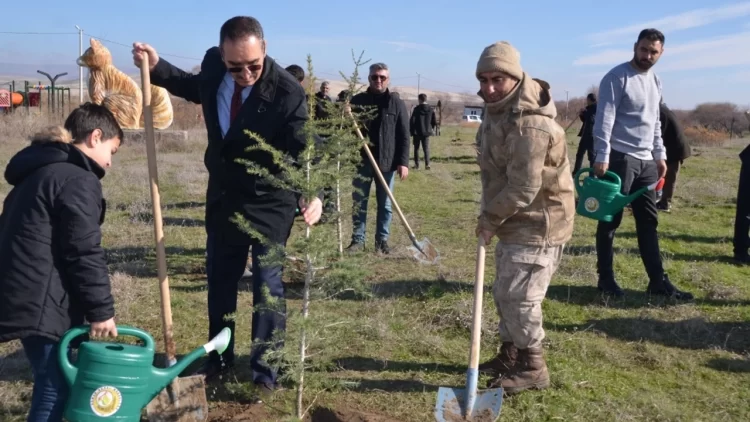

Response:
(597, 274), (625, 297)
(253, 381), (281, 404)
(646, 273), (694, 301)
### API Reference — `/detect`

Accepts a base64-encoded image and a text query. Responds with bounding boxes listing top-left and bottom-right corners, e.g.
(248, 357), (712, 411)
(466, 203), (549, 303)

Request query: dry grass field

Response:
(0, 104), (748, 421)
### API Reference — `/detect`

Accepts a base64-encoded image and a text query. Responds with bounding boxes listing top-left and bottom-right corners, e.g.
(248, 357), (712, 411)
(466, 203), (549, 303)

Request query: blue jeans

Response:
(351, 161), (396, 244)
(21, 336), (69, 422)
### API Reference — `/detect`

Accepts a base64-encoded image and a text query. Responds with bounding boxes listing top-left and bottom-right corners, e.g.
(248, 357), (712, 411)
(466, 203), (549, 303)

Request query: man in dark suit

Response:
(409, 93), (437, 170)
(572, 93), (596, 177)
(657, 101), (691, 212)
(132, 15), (322, 397)
(735, 143), (750, 264)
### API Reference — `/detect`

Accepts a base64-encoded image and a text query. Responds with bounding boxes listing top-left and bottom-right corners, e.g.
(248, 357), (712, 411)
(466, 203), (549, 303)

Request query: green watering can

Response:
(58, 325), (231, 421)
(574, 168), (664, 222)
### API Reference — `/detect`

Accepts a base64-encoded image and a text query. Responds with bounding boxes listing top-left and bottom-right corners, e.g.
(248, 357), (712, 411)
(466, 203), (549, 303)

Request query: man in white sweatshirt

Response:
(592, 28), (693, 300)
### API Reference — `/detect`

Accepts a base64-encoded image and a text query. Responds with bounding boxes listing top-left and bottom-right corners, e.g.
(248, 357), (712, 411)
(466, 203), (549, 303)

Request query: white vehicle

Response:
(462, 114), (482, 123)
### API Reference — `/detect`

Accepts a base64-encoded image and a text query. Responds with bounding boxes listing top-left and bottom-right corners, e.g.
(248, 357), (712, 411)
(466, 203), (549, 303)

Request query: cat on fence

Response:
(77, 38), (173, 130)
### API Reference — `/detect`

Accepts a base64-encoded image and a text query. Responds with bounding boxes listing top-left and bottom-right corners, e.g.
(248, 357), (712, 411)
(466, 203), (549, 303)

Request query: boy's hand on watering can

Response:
(90, 318), (118, 338)
(656, 160), (667, 179)
(594, 162), (608, 177)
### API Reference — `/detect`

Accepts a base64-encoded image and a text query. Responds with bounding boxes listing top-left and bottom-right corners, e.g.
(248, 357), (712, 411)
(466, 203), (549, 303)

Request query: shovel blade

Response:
(407, 237), (440, 264)
(434, 386), (503, 422)
(146, 375), (208, 422)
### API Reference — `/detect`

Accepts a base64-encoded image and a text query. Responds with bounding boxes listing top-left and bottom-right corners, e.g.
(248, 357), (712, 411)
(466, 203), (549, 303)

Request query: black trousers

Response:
(205, 227), (287, 386)
(734, 160), (750, 257)
(596, 150), (664, 283)
(572, 139), (594, 176)
(413, 135), (430, 167)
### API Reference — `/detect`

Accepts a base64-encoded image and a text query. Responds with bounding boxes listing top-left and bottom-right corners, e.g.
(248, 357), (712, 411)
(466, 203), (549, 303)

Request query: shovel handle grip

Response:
(468, 237), (486, 370)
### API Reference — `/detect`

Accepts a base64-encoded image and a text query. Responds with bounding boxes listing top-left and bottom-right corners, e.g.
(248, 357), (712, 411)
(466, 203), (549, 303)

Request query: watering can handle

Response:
(58, 325), (155, 388)
(59, 324), (156, 353)
(574, 167), (622, 188)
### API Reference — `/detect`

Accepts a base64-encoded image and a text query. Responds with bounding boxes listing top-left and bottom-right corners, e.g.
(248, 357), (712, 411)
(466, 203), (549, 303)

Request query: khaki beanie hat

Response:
(475, 41), (523, 81)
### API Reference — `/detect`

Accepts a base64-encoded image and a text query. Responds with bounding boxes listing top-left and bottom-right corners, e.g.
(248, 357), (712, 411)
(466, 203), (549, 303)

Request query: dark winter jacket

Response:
(578, 103), (597, 148)
(350, 88), (410, 173)
(314, 91), (333, 121)
(0, 128), (114, 343)
(150, 49), (321, 245)
(410, 103), (437, 137)
(659, 103), (691, 163)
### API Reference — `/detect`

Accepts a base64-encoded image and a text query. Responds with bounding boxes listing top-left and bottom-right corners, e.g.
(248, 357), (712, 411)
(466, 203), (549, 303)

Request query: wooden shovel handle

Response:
(348, 110), (418, 241)
(468, 236), (486, 369)
(139, 55), (176, 363)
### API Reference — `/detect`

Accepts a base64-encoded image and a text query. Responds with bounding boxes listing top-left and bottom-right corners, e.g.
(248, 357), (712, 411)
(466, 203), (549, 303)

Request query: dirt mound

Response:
(205, 403), (401, 422)
(207, 402), (275, 421)
(307, 407), (402, 422)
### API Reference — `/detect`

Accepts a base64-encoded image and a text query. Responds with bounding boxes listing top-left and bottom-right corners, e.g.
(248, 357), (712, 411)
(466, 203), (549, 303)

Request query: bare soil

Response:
(205, 403), (402, 422)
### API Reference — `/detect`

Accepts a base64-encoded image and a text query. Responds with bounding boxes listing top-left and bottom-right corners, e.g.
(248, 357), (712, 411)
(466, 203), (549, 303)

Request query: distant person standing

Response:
(657, 100), (691, 212)
(285, 64), (305, 85)
(409, 93), (437, 170)
(734, 141), (750, 265)
(314, 81), (333, 120)
(592, 28), (693, 300)
(347, 62), (410, 254)
(572, 93), (596, 176)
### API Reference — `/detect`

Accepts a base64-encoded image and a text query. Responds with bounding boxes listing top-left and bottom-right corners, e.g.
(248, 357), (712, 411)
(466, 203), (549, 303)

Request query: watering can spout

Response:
(612, 191), (640, 212)
(151, 327), (232, 397)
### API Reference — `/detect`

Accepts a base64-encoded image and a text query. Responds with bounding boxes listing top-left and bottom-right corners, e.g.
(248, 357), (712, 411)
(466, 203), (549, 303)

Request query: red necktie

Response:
(230, 82), (244, 123)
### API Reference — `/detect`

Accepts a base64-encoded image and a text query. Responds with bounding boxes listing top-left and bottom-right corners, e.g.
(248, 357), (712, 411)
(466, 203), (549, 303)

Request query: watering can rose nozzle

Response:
(203, 327), (231, 355)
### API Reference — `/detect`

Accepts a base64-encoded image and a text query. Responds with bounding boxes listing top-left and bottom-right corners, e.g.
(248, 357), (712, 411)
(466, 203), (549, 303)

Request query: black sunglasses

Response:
(227, 63), (262, 73)
(369, 74), (387, 81)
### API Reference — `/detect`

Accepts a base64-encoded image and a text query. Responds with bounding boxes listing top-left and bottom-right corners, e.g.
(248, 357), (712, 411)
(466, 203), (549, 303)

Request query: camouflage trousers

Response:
(492, 241), (564, 349)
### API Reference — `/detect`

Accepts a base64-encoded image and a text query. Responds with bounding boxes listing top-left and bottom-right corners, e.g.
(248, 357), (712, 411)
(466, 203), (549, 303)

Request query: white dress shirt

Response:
(217, 72), (253, 137)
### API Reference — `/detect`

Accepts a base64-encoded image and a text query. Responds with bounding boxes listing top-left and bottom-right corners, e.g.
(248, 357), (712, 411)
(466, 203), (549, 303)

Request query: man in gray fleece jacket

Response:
(592, 28), (693, 300)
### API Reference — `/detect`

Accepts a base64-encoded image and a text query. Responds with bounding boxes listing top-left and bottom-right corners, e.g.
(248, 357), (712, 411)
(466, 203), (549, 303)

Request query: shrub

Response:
(683, 126), (727, 147)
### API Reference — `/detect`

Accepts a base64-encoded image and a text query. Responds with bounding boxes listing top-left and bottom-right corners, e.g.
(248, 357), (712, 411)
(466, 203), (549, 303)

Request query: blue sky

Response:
(2, 0), (749, 109)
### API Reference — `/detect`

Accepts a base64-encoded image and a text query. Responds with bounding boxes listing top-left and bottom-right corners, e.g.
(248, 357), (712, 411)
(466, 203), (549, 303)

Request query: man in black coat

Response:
(735, 143), (750, 264)
(658, 101), (691, 212)
(346, 62), (410, 254)
(409, 93), (437, 169)
(572, 93), (596, 176)
(132, 16), (322, 396)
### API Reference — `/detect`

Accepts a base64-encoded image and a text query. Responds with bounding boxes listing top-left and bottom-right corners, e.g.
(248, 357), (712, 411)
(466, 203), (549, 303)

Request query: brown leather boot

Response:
(477, 342), (517, 377)
(488, 346), (549, 394)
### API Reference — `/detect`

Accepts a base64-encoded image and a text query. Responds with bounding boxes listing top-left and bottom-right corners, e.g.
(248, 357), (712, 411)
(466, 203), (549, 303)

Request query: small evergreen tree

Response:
(230, 51), (375, 420)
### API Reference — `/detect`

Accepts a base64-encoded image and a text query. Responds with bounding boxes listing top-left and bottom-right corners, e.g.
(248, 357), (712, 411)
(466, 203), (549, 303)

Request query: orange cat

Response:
(77, 38), (173, 130)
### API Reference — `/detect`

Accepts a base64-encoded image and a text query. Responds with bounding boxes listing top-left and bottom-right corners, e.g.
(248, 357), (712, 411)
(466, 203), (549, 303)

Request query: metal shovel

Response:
(138, 54), (210, 422)
(349, 112), (439, 264)
(435, 237), (502, 421)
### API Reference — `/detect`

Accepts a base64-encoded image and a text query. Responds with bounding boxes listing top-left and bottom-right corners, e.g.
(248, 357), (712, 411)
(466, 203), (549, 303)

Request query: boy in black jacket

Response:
(0, 103), (122, 421)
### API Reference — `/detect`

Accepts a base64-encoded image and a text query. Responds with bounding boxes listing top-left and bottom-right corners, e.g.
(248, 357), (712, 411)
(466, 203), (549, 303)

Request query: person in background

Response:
(473, 41), (575, 395)
(285, 64), (305, 85)
(572, 93), (597, 176)
(734, 139), (750, 265)
(591, 28), (693, 300)
(315, 81), (332, 120)
(657, 100), (691, 212)
(0, 103), (122, 421)
(409, 93), (437, 170)
(346, 62), (410, 254)
(313, 81), (336, 221)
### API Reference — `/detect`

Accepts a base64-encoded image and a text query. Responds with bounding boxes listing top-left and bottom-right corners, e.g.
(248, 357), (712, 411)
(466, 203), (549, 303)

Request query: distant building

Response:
(464, 105), (484, 118)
